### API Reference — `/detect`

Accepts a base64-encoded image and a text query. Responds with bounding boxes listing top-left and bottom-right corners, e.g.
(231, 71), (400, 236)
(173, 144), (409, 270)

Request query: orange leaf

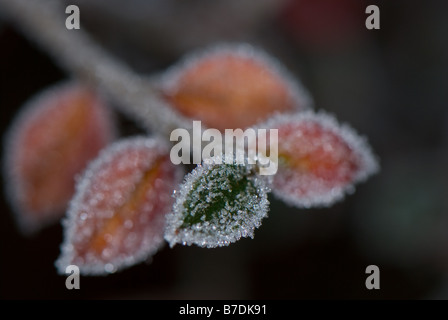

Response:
(159, 44), (312, 131)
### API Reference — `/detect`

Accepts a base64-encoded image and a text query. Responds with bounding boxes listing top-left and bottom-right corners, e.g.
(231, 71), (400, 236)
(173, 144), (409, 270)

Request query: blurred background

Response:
(1, 0), (448, 299)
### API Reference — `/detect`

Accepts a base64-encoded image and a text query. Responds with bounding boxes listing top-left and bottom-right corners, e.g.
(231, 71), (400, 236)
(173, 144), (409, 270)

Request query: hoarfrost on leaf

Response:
(257, 110), (379, 208)
(55, 136), (183, 275)
(164, 155), (270, 248)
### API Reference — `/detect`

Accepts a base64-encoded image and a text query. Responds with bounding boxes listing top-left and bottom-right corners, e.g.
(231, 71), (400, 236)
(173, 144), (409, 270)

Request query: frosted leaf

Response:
(2, 81), (116, 235)
(55, 137), (183, 275)
(257, 111), (379, 208)
(165, 155), (270, 248)
(156, 43), (313, 131)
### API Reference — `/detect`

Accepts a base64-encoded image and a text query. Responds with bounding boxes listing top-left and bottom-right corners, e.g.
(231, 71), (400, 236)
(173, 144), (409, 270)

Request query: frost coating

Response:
(258, 111), (379, 208)
(165, 155), (270, 248)
(55, 136), (183, 275)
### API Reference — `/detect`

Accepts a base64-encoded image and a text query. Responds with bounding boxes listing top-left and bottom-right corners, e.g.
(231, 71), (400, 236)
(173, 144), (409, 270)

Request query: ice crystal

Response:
(55, 137), (183, 275)
(258, 111), (379, 208)
(165, 155), (270, 248)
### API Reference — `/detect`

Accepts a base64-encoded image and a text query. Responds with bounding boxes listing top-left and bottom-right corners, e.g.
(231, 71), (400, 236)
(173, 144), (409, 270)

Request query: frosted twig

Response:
(0, 0), (190, 136)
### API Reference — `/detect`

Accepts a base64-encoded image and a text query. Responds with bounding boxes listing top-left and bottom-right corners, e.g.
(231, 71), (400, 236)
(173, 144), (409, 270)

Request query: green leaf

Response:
(165, 157), (270, 248)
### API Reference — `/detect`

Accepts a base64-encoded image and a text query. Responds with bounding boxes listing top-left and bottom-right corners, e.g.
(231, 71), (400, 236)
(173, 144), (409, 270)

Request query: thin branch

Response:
(0, 0), (190, 136)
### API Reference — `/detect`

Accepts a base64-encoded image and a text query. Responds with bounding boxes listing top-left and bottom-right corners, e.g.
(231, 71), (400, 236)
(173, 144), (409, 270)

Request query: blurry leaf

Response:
(157, 44), (312, 131)
(278, 0), (364, 51)
(3, 81), (116, 234)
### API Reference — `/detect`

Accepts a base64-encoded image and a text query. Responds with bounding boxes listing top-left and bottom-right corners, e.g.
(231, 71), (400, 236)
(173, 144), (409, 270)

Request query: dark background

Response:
(1, 0), (448, 299)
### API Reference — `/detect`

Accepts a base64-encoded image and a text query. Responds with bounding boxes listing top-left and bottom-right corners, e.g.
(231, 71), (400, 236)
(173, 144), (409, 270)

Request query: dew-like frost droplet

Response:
(258, 111), (379, 208)
(157, 43), (312, 131)
(55, 137), (183, 275)
(165, 156), (270, 248)
(3, 81), (116, 234)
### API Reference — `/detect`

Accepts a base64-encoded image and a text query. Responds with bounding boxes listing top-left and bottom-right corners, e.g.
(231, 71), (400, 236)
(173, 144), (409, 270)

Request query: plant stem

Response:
(0, 0), (190, 136)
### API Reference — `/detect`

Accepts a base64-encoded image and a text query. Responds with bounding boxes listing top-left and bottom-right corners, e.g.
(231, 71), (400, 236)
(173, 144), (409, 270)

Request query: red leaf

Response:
(55, 137), (183, 275)
(4, 82), (116, 234)
(259, 111), (378, 207)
